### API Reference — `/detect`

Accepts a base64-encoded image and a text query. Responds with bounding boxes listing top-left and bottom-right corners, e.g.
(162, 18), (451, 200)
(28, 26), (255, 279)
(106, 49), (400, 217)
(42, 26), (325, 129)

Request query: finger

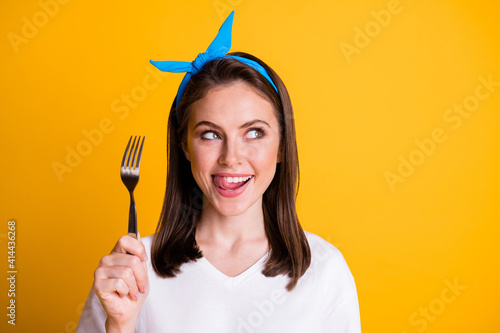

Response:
(94, 265), (141, 300)
(99, 254), (149, 293)
(93, 276), (131, 300)
(111, 235), (148, 262)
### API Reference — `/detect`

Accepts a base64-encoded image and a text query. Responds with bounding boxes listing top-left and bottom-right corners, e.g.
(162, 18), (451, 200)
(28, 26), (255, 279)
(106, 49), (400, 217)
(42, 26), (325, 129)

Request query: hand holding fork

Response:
(91, 136), (149, 332)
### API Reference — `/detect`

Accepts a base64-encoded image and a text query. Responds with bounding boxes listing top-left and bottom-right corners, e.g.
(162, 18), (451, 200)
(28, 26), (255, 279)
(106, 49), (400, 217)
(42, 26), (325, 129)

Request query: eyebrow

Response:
(193, 119), (271, 131)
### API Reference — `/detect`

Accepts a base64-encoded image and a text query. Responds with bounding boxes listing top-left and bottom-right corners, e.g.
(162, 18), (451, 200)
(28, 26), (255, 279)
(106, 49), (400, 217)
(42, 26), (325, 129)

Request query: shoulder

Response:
(304, 231), (343, 264)
(303, 231), (357, 291)
(302, 232), (361, 329)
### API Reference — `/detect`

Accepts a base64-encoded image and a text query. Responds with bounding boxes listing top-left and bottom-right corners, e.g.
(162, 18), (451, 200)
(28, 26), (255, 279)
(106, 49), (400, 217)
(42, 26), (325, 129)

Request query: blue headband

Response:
(149, 11), (279, 121)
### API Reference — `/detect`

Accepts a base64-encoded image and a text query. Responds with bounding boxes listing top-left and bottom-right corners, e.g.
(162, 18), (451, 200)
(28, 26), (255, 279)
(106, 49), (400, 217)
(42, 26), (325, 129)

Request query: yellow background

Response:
(1, 0), (499, 332)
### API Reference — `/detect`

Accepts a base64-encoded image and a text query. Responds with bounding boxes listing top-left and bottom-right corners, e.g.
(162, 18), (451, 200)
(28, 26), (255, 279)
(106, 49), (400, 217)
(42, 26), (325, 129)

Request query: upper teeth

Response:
(224, 176), (252, 183)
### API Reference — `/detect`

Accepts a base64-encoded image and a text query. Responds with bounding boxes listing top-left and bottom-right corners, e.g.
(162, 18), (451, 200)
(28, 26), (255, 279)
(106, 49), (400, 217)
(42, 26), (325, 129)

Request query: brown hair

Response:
(151, 52), (310, 291)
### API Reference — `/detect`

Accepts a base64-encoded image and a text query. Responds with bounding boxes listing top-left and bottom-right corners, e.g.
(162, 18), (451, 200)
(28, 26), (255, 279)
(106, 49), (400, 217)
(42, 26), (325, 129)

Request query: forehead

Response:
(188, 82), (278, 127)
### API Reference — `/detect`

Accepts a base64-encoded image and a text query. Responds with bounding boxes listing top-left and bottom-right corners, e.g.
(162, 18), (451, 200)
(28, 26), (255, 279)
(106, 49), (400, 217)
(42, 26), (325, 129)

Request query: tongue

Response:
(213, 176), (246, 190)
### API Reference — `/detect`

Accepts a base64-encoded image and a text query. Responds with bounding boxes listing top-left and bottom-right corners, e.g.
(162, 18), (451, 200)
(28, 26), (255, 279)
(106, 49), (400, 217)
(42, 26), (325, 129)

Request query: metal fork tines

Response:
(120, 136), (145, 239)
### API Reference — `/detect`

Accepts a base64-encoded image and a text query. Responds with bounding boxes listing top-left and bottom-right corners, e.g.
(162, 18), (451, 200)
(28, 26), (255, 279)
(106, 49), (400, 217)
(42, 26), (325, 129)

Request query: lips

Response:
(212, 174), (254, 198)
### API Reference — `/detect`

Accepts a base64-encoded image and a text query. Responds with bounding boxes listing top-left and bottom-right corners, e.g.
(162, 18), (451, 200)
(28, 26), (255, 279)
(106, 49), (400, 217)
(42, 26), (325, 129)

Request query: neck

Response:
(196, 197), (267, 249)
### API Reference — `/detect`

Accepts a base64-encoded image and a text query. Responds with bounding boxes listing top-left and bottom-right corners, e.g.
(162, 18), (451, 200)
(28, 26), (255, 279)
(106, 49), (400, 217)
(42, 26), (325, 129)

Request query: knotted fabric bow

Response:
(149, 11), (278, 121)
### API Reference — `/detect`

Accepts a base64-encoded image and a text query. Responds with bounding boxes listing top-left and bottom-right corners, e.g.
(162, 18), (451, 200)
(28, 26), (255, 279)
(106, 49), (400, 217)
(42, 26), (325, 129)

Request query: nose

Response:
(218, 136), (242, 167)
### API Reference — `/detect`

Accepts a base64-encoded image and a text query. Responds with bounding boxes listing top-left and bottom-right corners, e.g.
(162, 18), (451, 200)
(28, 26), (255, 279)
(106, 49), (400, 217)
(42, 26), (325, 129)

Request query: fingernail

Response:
(134, 292), (141, 300)
(142, 253), (148, 261)
(143, 283), (149, 293)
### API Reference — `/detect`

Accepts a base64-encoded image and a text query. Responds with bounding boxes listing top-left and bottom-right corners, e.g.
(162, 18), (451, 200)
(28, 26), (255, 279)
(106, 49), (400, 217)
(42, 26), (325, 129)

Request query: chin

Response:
(214, 201), (252, 217)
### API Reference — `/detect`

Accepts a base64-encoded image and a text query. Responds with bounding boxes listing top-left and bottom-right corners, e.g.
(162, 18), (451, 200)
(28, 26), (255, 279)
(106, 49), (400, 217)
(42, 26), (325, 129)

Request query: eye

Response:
(201, 131), (221, 140)
(246, 128), (264, 139)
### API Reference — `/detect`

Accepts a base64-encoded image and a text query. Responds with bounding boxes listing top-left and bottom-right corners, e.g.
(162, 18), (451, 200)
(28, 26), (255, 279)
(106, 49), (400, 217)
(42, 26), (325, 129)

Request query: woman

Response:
(77, 12), (360, 333)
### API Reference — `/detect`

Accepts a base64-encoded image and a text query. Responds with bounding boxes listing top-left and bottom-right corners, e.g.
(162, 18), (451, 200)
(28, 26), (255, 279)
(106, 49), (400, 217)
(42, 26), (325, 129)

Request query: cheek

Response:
(250, 143), (280, 168)
(190, 145), (218, 172)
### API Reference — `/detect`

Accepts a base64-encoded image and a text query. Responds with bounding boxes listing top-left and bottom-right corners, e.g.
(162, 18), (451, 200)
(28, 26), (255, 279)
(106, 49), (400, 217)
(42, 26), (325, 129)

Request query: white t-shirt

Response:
(76, 231), (361, 332)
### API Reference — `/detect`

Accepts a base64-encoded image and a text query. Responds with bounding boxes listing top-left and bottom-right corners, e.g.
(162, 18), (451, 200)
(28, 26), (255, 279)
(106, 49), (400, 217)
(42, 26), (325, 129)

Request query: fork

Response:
(120, 136), (145, 239)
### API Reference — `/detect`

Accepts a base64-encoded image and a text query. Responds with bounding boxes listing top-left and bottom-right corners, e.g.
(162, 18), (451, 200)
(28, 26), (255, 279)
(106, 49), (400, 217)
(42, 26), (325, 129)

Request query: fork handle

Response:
(128, 192), (137, 239)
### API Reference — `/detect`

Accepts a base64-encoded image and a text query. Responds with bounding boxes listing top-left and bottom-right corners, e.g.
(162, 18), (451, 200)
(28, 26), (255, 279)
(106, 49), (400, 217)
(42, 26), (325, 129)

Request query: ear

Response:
(182, 143), (191, 162)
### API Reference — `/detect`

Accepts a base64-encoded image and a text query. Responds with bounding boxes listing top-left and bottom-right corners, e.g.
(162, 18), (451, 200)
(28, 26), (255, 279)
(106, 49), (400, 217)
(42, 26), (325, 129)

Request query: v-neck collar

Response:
(199, 251), (270, 287)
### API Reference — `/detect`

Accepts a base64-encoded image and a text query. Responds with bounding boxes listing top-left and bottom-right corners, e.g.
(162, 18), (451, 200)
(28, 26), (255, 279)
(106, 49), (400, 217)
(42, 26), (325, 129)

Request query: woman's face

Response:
(183, 81), (281, 217)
